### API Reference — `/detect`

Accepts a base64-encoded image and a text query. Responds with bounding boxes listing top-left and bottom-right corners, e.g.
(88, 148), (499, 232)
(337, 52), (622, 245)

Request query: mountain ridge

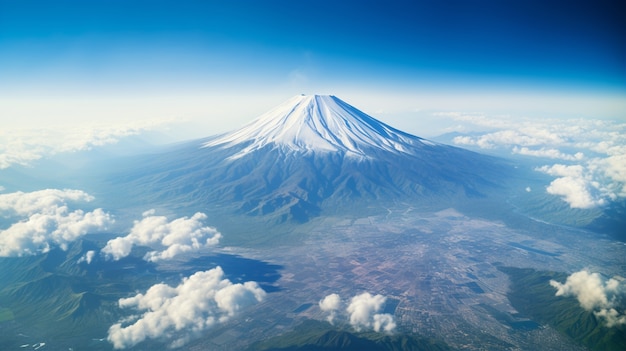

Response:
(103, 95), (513, 224)
(202, 95), (436, 159)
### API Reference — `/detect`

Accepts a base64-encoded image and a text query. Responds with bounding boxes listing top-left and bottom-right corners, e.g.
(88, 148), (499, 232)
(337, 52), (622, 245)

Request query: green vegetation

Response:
(499, 266), (626, 351)
(247, 319), (451, 351)
(0, 307), (14, 322)
(0, 239), (161, 350)
(502, 168), (626, 243)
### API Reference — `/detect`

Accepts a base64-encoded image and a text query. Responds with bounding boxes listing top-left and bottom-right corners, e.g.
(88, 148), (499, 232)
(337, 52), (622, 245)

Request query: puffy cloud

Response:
(545, 177), (604, 209)
(551, 271), (612, 310)
(512, 147), (583, 161)
(102, 236), (134, 261)
(593, 154), (626, 198)
(373, 313), (396, 333)
(550, 270), (625, 327)
(319, 292), (396, 333)
(451, 135), (476, 147)
(536, 164), (607, 209)
(594, 308), (626, 328)
(0, 189), (113, 257)
(453, 129), (563, 149)
(0, 188), (94, 215)
(102, 211), (221, 262)
(319, 293), (341, 324)
(536, 164), (585, 178)
(347, 293), (396, 333)
(78, 250), (96, 264)
(0, 120), (174, 169)
(446, 113), (626, 208)
(107, 266), (266, 349)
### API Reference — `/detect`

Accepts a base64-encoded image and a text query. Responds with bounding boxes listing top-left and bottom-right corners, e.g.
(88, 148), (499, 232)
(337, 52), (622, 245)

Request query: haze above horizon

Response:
(1, 0), (624, 133)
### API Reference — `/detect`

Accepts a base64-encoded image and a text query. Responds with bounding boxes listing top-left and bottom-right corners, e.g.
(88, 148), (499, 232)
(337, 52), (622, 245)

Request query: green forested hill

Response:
(247, 319), (451, 351)
(499, 266), (626, 351)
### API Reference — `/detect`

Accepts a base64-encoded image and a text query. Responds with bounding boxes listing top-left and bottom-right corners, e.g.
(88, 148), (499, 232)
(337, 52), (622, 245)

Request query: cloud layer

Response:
(102, 210), (221, 262)
(0, 120), (174, 169)
(319, 292), (396, 333)
(0, 189), (113, 256)
(550, 270), (625, 327)
(444, 113), (626, 208)
(108, 266), (266, 349)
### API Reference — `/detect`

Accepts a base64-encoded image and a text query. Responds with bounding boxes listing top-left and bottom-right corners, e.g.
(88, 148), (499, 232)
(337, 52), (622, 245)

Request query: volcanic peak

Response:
(202, 95), (434, 159)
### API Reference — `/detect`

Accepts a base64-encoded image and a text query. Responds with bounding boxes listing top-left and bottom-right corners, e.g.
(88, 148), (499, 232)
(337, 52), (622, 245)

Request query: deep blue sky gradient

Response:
(1, 0), (624, 125)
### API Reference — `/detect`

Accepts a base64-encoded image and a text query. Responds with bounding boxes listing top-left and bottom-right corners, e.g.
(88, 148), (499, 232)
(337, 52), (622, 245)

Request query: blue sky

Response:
(1, 0), (625, 132)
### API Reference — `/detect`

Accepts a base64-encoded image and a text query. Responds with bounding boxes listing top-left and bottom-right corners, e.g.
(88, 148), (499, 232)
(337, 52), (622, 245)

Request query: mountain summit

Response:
(112, 95), (512, 223)
(202, 95), (434, 159)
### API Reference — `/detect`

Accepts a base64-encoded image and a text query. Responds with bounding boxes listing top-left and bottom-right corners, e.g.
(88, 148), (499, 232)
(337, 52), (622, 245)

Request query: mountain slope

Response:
(247, 319), (451, 351)
(499, 267), (626, 351)
(203, 95), (436, 159)
(106, 95), (514, 223)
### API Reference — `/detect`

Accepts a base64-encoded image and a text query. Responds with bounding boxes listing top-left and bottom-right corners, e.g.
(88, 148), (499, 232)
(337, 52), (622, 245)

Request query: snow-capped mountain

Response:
(203, 94), (435, 159)
(110, 95), (513, 223)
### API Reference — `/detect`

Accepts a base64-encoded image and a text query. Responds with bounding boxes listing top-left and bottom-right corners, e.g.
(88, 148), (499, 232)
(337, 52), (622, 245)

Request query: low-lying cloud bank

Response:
(102, 210), (221, 262)
(0, 189), (113, 256)
(319, 292), (396, 333)
(550, 270), (625, 327)
(0, 120), (174, 169)
(443, 113), (626, 209)
(108, 266), (266, 349)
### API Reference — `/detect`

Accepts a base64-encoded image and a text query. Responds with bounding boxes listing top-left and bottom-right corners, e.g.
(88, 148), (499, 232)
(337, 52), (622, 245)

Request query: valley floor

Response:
(2, 204), (624, 351)
(181, 205), (625, 351)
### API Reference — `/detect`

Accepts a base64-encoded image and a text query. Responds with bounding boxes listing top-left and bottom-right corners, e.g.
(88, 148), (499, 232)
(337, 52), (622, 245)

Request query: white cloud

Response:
(551, 271), (612, 310)
(372, 313), (396, 333)
(319, 293), (342, 324)
(0, 120), (174, 169)
(319, 292), (396, 333)
(452, 135), (477, 147)
(512, 147), (583, 161)
(535, 164), (604, 208)
(347, 293), (396, 333)
(536, 164), (585, 178)
(593, 154), (626, 198)
(535, 164), (609, 209)
(550, 270), (626, 327)
(0, 189), (113, 257)
(452, 126), (564, 149)
(78, 250), (96, 264)
(107, 266), (266, 349)
(102, 211), (221, 262)
(594, 308), (626, 328)
(545, 177), (604, 209)
(447, 114), (626, 208)
(102, 236), (134, 261)
(0, 188), (94, 215)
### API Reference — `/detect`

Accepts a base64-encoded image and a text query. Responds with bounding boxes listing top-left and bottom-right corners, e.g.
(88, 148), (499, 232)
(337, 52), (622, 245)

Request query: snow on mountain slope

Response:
(105, 94), (513, 224)
(202, 95), (434, 159)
